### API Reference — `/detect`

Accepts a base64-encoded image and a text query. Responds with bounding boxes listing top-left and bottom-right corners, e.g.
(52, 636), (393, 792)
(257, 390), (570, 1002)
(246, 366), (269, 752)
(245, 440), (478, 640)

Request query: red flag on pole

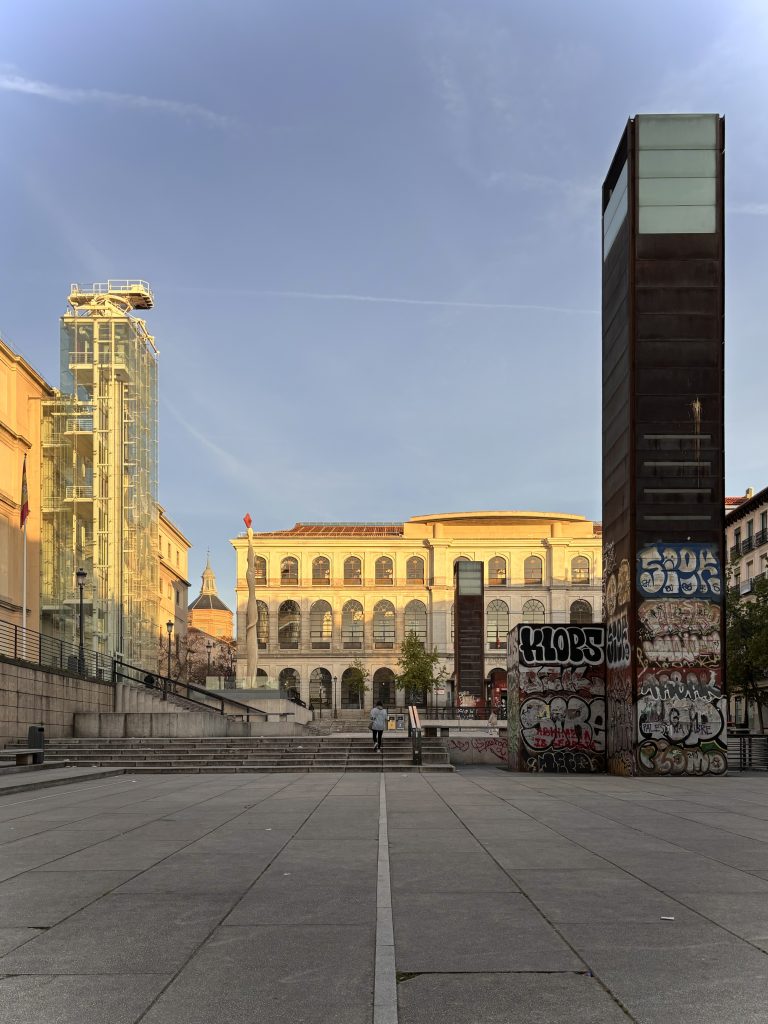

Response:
(20, 455), (29, 528)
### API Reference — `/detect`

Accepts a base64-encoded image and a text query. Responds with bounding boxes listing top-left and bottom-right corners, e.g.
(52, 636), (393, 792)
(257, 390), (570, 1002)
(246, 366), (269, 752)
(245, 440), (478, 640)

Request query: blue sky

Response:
(1, 0), (767, 605)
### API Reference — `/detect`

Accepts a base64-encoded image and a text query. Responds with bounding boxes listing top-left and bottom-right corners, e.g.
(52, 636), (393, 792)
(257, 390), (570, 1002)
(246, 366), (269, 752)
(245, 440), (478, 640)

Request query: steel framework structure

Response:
(41, 281), (158, 667)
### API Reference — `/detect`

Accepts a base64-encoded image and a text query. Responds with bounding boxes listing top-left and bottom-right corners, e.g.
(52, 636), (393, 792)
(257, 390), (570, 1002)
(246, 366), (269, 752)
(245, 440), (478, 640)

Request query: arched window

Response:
(373, 667), (395, 707)
(571, 556), (590, 585)
(310, 600), (332, 649)
(373, 600), (396, 649)
(342, 600), (364, 649)
(486, 600), (509, 649)
(404, 600), (427, 645)
(280, 556), (298, 585)
(278, 600), (301, 649)
(312, 556), (331, 585)
(375, 556), (394, 585)
(522, 599), (545, 623)
(406, 556), (425, 584)
(341, 665), (367, 709)
(310, 667), (332, 708)
(524, 555), (543, 585)
(453, 556), (471, 568)
(344, 556), (362, 585)
(279, 667), (300, 699)
(570, 600), (592, 624)
(488, 556), (507, 587)
(256, 600), (269, 649)
(254, 556), (267, 585)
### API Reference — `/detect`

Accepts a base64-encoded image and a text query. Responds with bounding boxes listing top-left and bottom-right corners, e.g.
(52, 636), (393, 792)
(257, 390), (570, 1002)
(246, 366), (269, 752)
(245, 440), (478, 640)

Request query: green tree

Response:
(344, 658), (370, 709)
(395, 631), (446, 705)
(726, 572), (768, 730)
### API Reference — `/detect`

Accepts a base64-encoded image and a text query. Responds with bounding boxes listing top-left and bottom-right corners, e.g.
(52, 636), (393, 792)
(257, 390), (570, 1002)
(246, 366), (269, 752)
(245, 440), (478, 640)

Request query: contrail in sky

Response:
(255, 289), (599, 314)
(0, 70), (233, 128)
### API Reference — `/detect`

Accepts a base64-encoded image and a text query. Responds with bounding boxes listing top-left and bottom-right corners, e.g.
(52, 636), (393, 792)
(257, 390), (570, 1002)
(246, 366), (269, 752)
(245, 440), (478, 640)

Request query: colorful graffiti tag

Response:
(635, 542), (725, 778)
(637, 543), (721, 599)
(508, 624), (606, 773)
(605, 555), (636, 776)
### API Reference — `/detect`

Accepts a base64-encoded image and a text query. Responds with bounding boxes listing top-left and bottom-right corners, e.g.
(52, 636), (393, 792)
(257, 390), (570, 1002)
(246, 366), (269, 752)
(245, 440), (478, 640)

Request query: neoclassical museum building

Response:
(230, 510), (602, 711)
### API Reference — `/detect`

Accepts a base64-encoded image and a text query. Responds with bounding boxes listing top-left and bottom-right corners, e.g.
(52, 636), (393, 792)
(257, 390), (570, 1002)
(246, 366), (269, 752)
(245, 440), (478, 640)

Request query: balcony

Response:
(729, 546), (740, 561)
(756, 529), (768, 548)
(742, 538), (755, 555)
(65, 485), (93, 501)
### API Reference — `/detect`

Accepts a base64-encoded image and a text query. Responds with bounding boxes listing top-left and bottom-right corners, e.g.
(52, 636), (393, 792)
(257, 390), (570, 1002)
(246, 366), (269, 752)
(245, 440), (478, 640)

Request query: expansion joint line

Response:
(374, 775), (398, 1024)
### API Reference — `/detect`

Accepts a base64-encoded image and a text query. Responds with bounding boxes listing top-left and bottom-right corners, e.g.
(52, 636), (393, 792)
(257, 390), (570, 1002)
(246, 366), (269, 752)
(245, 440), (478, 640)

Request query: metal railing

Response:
(0, 617), (113, 681)
(419, 705), (508, 721)
(728, 734), (768, 772)
(113, 659), (267, 720)
(408, 705), (422, 766)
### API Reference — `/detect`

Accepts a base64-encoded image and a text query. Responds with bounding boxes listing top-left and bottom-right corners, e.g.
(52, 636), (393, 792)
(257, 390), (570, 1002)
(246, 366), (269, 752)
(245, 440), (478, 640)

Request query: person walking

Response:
(487, 709), (499, 737)
(370, 701), (388, 752)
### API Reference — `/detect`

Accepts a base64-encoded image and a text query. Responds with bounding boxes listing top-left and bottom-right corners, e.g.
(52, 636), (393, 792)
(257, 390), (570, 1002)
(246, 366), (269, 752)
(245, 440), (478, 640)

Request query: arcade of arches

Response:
(231, 510), (602, 710)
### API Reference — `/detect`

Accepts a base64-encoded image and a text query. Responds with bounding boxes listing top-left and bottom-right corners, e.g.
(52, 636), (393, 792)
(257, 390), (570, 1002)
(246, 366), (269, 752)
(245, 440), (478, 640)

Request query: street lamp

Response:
(206, 640), (213, 679)
(165, 620), (173, 700)
(333, 674), (338, 719)
(75, 568), (87, 674)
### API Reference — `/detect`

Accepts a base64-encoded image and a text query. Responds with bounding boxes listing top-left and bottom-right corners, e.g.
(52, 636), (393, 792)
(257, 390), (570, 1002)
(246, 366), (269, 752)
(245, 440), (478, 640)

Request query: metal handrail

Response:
(113, 659), (268, 720)
(0, 616), (113, 682)
(419, 705), (508, 721)
(408, 705), (422, 766)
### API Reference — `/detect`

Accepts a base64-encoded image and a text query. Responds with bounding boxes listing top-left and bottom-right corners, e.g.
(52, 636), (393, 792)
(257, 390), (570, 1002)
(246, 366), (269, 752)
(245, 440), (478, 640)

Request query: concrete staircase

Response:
(29, 736), (453, 773)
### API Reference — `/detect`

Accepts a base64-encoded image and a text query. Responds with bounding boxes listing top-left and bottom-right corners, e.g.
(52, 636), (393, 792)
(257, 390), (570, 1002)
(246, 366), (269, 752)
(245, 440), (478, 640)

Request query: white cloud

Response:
(0, 70), (233, 129)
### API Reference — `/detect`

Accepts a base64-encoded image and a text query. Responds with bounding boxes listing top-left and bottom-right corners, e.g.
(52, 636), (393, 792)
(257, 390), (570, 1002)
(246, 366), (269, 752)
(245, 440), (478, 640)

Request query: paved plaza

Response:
(1, 769), (768, 1023)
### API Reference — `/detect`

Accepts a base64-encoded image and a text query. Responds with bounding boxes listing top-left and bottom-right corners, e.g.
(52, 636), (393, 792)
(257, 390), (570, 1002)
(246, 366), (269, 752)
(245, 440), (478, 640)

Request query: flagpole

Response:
(22, 518), (27, 636)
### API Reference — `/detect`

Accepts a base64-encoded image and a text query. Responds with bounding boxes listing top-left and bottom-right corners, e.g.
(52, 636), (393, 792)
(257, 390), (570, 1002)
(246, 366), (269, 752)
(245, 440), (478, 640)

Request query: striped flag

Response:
(20, 455), (29, 528)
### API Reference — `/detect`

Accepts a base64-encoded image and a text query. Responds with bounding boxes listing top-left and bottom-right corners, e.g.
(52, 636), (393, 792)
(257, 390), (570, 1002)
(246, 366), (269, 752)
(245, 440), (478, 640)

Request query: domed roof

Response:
(189, 553), (231, 613)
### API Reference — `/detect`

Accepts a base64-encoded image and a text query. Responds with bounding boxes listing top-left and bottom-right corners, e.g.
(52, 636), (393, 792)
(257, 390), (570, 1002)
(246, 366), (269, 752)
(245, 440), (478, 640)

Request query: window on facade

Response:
(746, 560), (754, 581)
(175, 589), (179, 606)
(522, 599), (545, 623)
(571, 556), (590, 584)
(254, 556), (267, 585)
(310, 667), (332, 708)
(281, 557), (299, 585)
(256, 600), (269, 649)
(747, 520), (754, 538)
(488, 557), (507, 587)
(524, 556), (543, 585)
(450, 603), (454, 642)
(176, 550), (179, 566)
(310, 600), (332, 649)
(167, 542), (171, 558)
(570, 600), (592, 624)
(406, 555), (425, 584)
(486, 600), (509, 649)
(762, 512), (767, 533)
(342, 600), (364, 649)
(373, 667), (395, 707)
(279, 667), (300, 699)
(373, 600), (396, 648)
(344, 556), (362, 585)
(375, 556), (394, 585)
(312, 556), (331, 585)
(278, 600), (301, 649)
(404, 600), (427, 645)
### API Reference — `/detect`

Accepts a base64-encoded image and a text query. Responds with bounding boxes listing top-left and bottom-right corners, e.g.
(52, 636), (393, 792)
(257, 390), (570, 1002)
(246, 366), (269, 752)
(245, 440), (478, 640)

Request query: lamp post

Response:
(165, 620), (173, 700)
(75, 568), (87, 675)
(206, 640), (213, 680)
(333, 674), (338, 719)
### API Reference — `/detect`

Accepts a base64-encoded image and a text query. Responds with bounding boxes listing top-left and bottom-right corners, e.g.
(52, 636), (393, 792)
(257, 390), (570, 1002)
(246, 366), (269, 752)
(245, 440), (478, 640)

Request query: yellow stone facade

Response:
(157, 506), (191, 670)
(230, 511), (602, 710)
(0, 337), (53, 630)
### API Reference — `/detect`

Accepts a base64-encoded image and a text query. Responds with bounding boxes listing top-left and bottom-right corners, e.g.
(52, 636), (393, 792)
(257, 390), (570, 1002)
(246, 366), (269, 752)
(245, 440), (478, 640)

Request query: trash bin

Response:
(27, 725), (45, 749)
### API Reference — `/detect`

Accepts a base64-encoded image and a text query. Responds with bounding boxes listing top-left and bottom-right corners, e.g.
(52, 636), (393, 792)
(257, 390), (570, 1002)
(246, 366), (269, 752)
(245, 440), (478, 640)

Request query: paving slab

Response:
(397, 973), (630, 1024)
(140, 925), (373, 1024)
(0, 973), (172, 1024)
(0, 869), (138, 926)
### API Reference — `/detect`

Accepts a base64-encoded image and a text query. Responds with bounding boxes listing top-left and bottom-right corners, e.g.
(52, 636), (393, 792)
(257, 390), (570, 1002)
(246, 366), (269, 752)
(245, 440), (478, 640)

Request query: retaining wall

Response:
(0, 657), (114, 741)
(74, 713), (311, 738)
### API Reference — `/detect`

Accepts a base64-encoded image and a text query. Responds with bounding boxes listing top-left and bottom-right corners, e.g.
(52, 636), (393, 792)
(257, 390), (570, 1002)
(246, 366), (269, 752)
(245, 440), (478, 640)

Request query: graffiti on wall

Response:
(605, 556), (636, 776)
(637, 599), (721, 668)
(449, 737), (507, 765)
(508, 624), (605, 773)
(637, 544), (721, 599)
(518, 625), (604, 667)
(635, 542), (725, 778)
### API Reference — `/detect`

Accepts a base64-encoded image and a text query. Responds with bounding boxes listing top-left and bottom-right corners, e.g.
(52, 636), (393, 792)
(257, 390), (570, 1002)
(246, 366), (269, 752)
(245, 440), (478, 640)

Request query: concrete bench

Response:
(0, 748), (45, 766)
